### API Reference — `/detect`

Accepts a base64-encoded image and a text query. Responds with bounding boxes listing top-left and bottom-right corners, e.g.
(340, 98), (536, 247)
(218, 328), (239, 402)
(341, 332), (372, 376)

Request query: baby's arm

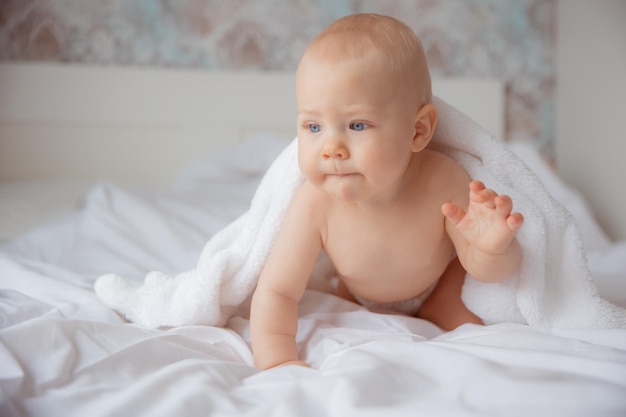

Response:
(250, 185), (322, 369)
(443, 180), (524, 282)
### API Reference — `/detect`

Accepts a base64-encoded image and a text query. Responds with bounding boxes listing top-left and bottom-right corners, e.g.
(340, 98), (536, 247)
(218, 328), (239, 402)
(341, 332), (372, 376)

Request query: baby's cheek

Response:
(364, 151), (406, 178)
(297, 150), (311, 171)
(298, 155), (319, 184)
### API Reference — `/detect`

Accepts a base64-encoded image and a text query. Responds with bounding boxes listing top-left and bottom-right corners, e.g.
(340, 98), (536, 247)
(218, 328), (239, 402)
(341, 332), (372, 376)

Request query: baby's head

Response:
(297, 13), (432, 108)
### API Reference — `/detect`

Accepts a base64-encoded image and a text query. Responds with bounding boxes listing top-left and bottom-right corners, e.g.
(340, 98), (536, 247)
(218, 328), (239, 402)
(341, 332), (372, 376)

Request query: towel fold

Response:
(95, 97), (626, 329)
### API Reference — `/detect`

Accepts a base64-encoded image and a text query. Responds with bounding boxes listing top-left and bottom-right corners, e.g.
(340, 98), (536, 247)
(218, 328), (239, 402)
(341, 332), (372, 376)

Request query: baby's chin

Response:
(323, 177), (364, 202)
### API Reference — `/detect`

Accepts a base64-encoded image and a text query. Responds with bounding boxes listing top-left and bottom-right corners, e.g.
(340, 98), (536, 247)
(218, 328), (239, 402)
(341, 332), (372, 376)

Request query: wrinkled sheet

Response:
(1, 136), (626, 416)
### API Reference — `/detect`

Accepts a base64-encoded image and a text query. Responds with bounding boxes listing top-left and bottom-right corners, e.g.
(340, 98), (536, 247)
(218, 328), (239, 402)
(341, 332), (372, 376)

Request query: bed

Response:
(1, 63), (625, 416)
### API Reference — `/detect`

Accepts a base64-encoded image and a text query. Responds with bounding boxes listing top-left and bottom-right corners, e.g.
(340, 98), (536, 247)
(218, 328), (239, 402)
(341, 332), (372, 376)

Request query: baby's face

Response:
(296, 56), (422, 203)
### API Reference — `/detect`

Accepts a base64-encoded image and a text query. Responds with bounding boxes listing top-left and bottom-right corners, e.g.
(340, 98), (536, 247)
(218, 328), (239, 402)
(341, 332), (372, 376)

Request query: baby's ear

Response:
(412, 103), (438, 152)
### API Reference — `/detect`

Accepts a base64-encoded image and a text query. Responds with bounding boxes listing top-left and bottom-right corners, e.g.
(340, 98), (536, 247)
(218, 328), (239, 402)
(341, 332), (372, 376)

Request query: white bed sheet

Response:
(1, 135), (626, 417)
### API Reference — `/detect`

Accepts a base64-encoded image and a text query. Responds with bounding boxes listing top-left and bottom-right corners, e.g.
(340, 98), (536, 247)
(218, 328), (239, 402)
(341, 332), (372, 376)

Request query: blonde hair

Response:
(301, 13), (432, 105)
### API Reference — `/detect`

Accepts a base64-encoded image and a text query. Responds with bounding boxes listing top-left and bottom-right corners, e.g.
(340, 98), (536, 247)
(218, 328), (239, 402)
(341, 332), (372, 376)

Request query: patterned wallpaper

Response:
(0, 0), (556, 157)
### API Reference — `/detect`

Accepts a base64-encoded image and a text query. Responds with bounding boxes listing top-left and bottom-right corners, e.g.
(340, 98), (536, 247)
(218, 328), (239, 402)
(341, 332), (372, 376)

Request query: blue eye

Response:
(350, 122), (369, 131)
(308, 124), (321, 133)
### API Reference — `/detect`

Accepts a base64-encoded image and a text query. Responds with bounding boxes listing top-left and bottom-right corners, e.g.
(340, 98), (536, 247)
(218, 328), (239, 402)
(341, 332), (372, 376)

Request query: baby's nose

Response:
(322, 139), (349, 159)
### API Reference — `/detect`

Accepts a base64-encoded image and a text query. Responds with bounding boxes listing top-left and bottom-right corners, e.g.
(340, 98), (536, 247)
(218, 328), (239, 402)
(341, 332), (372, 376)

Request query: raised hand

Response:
(442, 180), (524, 255)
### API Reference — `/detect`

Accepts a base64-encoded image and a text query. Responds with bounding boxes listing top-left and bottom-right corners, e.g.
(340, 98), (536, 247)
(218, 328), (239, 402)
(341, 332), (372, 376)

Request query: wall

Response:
(0, 0), (556, 154)
(556, 0), (626, 241)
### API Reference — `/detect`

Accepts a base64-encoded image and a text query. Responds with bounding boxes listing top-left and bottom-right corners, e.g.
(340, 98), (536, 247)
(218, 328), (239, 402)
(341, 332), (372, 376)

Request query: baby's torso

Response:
(307, 148), (469, 304)
(323, 190), (456, 304)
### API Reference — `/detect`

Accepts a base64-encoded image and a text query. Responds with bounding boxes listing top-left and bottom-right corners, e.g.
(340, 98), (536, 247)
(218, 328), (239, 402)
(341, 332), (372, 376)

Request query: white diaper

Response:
(352, 283), (437, 316)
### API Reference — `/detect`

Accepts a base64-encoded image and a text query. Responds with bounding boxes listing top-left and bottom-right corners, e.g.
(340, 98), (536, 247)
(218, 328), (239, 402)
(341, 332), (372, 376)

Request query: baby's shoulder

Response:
(418, 150), (470, 203)
(291, 180), (331, 215)
(421, 149), (468, 182)
(284, 181), (329, 234)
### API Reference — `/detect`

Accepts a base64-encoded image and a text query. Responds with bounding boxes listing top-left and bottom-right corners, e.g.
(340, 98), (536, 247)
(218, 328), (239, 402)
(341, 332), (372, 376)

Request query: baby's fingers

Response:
(506, 212), (524, 232)
(469, 180), (486, 194)
(470, 181), (497, 207)
(495, 195), (524, 231)
(442, 202), (466, 225)
(274, 360), (311, 368)
(495, 195), (513, 215)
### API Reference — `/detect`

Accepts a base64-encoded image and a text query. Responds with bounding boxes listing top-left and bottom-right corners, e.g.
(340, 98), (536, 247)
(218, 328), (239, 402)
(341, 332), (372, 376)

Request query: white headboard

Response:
(0, 63), (503, 185)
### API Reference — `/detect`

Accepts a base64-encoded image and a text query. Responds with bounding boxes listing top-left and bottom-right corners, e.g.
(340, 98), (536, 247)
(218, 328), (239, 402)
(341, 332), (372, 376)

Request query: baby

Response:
(250, 13), (524, 369)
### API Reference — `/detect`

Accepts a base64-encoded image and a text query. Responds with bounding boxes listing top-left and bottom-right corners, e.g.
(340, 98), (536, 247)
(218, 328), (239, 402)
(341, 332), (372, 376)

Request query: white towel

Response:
(94, 97), (626, 329)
